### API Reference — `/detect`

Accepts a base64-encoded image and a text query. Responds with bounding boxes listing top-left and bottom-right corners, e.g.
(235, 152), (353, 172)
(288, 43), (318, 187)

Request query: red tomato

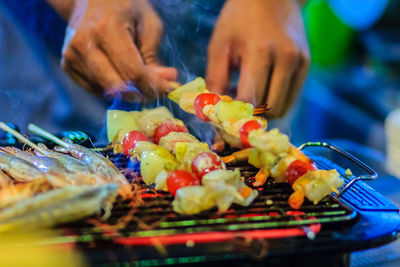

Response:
(166, 170), (200, 196)
(194, 93), (221, 121)
(154, 120), (189, 144)
(286, 159), (316, 185)
(191, 152), (224, 181)
(239, 120), (263, 147)
(122, 131), (149, 156)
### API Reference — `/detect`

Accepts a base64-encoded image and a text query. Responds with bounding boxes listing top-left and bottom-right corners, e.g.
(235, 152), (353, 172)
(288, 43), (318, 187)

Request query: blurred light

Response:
(328, 0), (388, 30)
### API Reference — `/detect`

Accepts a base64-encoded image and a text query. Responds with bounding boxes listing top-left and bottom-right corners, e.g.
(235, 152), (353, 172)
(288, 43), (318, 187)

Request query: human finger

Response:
(206, 35), (230, 95)
(264, 44), (299, 117)
(96, 25), (152, 93)
(85, 47), (124, 93)
(137, 11), (163, 65)
(236, 45), (272, 106)
(61, 58), (102, 96)
(283, 51), (310, 114)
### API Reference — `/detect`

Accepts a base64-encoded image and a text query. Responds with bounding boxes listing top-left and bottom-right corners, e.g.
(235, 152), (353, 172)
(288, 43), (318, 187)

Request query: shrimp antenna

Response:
(0, 122), (47, 154)
(28, 123), (70, 148)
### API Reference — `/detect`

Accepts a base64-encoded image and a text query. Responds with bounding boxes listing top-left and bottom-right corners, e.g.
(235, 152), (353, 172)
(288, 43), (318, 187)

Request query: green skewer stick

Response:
(0, 122), (47, 154)
(28, 123), (70, 148)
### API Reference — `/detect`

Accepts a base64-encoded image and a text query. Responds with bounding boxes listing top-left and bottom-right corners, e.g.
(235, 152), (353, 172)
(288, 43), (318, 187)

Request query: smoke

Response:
(106, 1), (222, 145)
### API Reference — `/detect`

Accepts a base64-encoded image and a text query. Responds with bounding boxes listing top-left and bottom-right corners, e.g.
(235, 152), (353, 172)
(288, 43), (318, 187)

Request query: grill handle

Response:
(298, 142), (378, 197)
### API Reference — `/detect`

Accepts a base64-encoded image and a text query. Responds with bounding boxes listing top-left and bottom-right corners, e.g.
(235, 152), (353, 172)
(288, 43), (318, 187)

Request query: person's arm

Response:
(46, 0), (177, 99)
(206, 0), (310, 118)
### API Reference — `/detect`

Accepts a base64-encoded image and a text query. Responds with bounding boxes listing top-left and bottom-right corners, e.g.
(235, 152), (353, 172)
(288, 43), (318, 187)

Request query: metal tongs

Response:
(298, 141), (378, 198)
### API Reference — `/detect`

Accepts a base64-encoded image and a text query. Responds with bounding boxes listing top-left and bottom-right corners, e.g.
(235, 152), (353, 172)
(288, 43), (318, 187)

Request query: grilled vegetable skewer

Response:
(168, 78), (345, 209)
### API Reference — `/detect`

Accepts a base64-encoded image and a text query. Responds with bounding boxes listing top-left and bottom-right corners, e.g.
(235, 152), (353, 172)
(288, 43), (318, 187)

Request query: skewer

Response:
(0, 122), (47, 154)
(28, 124), (70, 148)
(169, 81), (181, 90)
(168, 81), (269, 114)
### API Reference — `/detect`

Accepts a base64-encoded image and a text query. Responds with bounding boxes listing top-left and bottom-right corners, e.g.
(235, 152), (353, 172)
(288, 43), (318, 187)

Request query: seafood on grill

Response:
(131, 134), (258, 215)
(0, 169), (12, 186)
(0, 146), (91, 188)
(0, 179), (51, 210)
(103, 77), (345, 211)
(34, 144), (98, 185)
(52, 142), (131, 198)
(167, 77), (268, 148)
(166, 78), (345, 209)
(289, 170), (344, 209)
(0, 122), (132, 198)
(0, 183), (118, 233)
(0, 152), (45, 182)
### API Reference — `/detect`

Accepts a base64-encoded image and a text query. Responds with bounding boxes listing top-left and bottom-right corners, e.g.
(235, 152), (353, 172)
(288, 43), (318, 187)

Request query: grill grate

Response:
(59, 152), (357, 246)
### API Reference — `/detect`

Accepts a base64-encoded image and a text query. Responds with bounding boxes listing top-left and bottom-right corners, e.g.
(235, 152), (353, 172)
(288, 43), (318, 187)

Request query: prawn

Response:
(0, 179), (51, 210)
(1, 146), (96, 187)
(55, 143), (131, 198)
(0, 183), (118, 233)
(0, 152), (44, 182)
(27, 124), (132, 198)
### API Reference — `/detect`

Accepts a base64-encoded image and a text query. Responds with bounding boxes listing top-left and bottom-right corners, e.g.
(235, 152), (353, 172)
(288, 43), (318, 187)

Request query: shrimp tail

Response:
(289, 190), (305, 210)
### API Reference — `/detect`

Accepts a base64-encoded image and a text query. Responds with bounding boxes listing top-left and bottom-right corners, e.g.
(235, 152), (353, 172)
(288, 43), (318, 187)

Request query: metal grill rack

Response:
(39, 142), (400, 266)
(58, 143), (366, 246)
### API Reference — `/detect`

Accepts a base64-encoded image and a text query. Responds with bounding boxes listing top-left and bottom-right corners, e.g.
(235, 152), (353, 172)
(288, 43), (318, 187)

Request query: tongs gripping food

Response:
(298, 142), (378, 197)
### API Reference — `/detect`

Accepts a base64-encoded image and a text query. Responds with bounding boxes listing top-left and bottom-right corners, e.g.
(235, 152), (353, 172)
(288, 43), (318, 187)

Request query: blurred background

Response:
(1, 0), (400, 266)
(0, 0), (399, 163)
(0, 0), (398, 148)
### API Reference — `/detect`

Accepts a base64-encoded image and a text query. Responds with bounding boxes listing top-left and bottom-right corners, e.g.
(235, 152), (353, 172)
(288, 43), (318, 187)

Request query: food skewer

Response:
(105, 106), (259, 214)
(166, 78), (344, 209)
(0, 122), (47, 154)
(27, 123), (70, 148)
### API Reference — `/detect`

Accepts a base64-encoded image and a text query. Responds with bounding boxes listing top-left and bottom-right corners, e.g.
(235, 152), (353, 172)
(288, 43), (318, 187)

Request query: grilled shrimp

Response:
(0, 179), (51, 210)
(35, 144), (93, 174)
(55, 144), (131, 197)
(1, 147), (65, 172)
(0, 152), (44, 182)
(0, 183), (118, 233)
(1, 147), (95, 187)
(0, 170), (11, 187)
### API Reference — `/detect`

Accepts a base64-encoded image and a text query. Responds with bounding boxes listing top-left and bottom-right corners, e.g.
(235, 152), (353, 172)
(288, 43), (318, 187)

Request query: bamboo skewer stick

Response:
(28, 124), (70, 148)
(0, 122), (47, 154)
(169, 81), (181, 89)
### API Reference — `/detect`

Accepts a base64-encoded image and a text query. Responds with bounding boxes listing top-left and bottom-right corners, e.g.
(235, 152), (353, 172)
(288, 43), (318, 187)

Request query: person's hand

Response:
(61, 0), (177, 98)
(206, 0), (310, 118)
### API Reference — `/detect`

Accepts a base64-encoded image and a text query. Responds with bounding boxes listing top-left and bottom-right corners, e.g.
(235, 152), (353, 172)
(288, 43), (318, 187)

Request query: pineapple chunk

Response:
(107, 110), (139, 143)
(134, 107), (175, 137)
(174, 142), (210, 170)
(168, 78), (207, 103)
(214, 100), (254, 122)
(140, 149), (178, 185)
(159, 132), (199, 152)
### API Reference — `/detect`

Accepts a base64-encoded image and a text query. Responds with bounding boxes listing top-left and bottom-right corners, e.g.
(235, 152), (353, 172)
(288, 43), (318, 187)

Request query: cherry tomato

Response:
(286, 159), (316, 185)
(166, 170), (200, 196)
(239, 120), (263, 147)
(191, 152), (224, 181)
(194, 93), (221, 121)
(154, 120), (189, 144)
(122, 131), (149, 156)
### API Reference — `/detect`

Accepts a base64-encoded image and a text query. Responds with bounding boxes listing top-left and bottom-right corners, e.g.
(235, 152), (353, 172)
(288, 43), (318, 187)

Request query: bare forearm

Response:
(45, 0), (75, 20)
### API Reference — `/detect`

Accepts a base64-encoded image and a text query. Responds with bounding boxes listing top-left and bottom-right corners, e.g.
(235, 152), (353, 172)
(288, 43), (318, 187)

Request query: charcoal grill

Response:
(38, 142), (399, 267)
